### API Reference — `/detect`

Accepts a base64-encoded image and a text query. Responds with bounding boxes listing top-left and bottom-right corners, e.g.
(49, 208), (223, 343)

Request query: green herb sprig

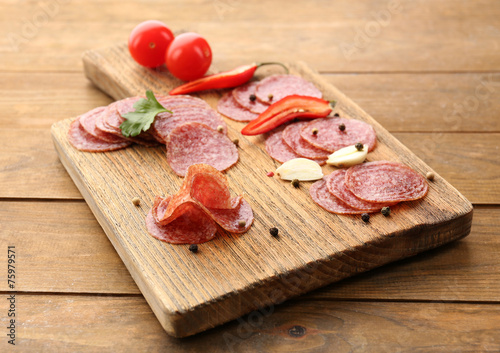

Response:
(120, 90), (171, 137)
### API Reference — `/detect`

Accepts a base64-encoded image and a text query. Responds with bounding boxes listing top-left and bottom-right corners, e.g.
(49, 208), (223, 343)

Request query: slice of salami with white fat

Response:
(153, 105), (227, 143)
(232, 81), (269, 114)
(68, 117), (132, 152)
(345, 161), (429, 203)
(301, 117), (377, 153)
(166, 123), (238, 177)
(206, 196), (253, 233)
(282, 121), (330, 160)
(97, 99), (161, 146)
(79, 106), (129, 143)
(309, 178), (366, 215)
(326, 169), (396, 212)
(146, 198), (217, 244)
(255, 74), (322, 104)
(265, 128), (301, 163)
(157, 95), (211, 110)
(217, 91), (259, 122)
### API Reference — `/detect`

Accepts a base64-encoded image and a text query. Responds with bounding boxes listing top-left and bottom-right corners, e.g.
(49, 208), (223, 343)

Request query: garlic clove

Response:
(275, 158), (324, 181)
(327, 144), (367, 167)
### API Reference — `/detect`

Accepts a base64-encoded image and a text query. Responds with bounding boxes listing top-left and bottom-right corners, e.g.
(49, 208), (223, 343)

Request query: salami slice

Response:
(147, 164), (253, 243)
(153, 105), (227, 143)
(68, 117), (132, 152)
(157, 95), (211, 110)
(309, 178), (366, 215)
(154, 167), (233, 226)
(345, 161), (429, 203)
(232, 81), (269, 114)
(255, 74), (322, 104)
(300, 117), (377, 153)
(265, 128), (301, 163)
(206, 196), (253, 233)
(190, 173), (233, 209)
(282, 121), (330, 160)
(217, 91), (259, 122)
(326, 169), (396, 211)
(166, 123), (238, 177)
(79, 106), (129, 143)
(146, 198), (217, 244)
(97, 100), (161, 146)
(95, 103), (122, 135)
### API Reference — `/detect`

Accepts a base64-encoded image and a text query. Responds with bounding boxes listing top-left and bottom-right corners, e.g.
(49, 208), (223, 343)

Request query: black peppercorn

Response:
(361, 213), (370, 222)
(338, 123), (346, 131)
(334, 113), (340, 117)
(291, 179), (300, 188)
(381, 206), (391, 216)
(249, 94), (256, 102)
(270, 227), (279, 237)
(188, 244), (198, 253)
(355, 142), (364, 151)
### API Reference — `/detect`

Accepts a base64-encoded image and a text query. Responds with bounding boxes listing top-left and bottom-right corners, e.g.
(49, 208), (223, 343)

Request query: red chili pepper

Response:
(169, 62), (288, 95)
(241, 95), (334, 136)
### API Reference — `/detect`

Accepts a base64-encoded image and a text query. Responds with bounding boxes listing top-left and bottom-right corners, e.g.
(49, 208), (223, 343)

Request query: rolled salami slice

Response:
(153, 105), (227, 143)
(345, 161), (429, 203)
(166, 123), (238, 177)
(265, 128), (301, 163)
(301, 117), (377, 153)
(282, 121), (330, 160)
(255, 74), (322, 104)
(217, 91), (259, 122)
(232, 81), (269, 114)
(68, 117), (132, 152)
(309, 178), (366, 215)
(326, 169), (396, 212)
(146, 198), (217, 244)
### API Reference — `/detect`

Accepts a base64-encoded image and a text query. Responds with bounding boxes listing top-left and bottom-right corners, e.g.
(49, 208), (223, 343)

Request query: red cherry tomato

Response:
(128, 20), (174, 68)
(165, 32), (212, 81)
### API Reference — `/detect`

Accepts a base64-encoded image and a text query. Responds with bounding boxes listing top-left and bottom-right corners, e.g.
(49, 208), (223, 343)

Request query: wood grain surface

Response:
(50, 45), (472, 337)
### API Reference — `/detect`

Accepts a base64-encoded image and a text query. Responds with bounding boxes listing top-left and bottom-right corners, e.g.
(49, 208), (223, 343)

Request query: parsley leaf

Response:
(120, 90), (171, 137)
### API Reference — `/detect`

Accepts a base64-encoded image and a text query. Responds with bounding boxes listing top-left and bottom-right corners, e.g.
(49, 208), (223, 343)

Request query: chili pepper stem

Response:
(256, 62), (289, 74)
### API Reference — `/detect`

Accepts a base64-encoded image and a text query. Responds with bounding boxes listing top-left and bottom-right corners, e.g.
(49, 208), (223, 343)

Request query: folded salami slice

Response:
(265, 128), (301, 163)
(255, 74), (322, 104)
(147, 164), (253, 244)
(68, 117), (132, 152)
(309, 178), (366, 215)
(282, 121), (330, 160)
(146, 198), (217, 244)
(206, 196), (253, 233)
(326, 169), (396, 212)
(153, 105), (227, 143)
(217, 91), (259, 122)
(232, 81), (269, 114)
(301, 117), (377, 153)
(345, 161), (429, 203)
(157, 164), (234, 225)
(166, 123), (238, 177)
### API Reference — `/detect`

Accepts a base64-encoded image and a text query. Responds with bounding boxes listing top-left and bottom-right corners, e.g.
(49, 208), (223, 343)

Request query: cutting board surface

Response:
(51, 44), (473, 337)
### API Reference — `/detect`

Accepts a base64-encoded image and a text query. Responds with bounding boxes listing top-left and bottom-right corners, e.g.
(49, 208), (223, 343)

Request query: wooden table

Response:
(1, 0), (499, 351)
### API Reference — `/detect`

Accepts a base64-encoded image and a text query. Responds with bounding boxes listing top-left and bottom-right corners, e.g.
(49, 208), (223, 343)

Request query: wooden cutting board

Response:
(51, 43), (473, 337)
